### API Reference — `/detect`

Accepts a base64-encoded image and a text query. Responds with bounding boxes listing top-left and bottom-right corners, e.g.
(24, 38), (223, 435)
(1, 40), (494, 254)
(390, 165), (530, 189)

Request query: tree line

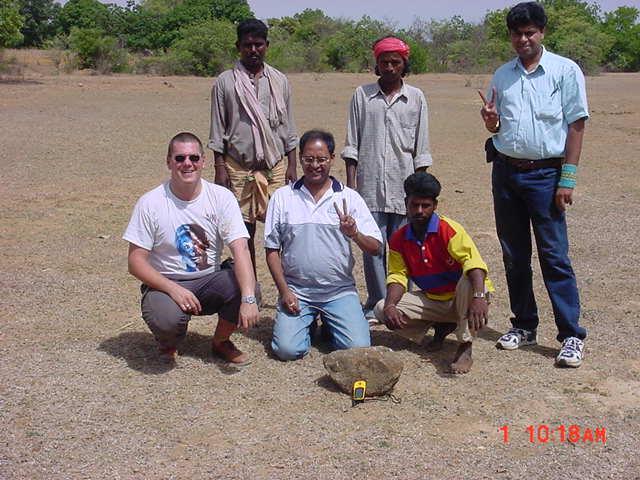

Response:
(1, 0), (639, 75)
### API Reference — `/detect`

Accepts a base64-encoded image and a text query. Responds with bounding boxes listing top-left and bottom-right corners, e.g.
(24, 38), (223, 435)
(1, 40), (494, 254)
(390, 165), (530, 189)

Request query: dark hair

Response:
(507, 2), (547, 31)
(168, 131), (203, 157)
(237, 18), (268, 42)
(404, 172), (441, 200)
(299, 130), (335, 155)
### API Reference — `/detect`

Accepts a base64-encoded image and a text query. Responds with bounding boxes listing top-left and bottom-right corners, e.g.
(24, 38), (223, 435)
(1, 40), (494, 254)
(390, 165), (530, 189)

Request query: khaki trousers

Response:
(374, 276), (485, 344)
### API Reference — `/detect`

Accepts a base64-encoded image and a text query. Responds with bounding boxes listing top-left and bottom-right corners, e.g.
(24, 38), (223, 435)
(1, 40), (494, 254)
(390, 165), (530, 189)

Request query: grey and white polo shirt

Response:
(264, 177), (382, 302)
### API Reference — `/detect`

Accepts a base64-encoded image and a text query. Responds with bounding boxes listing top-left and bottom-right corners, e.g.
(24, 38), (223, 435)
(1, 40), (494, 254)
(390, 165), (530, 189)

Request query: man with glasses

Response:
(264, 130), (382, 360)
(341, 36), (433, 323)
(480, 2), (588, 367)
(123, 132), (260, 365)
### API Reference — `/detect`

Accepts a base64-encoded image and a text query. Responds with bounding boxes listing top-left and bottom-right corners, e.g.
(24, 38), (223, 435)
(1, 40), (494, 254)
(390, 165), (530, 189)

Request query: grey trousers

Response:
(140, 269), (240, 349)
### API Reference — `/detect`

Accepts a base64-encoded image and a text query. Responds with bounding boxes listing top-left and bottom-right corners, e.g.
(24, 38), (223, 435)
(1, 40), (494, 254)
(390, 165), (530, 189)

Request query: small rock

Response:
(323, 346), (403, 396)
(77, 83), (83, 87)
(97, 234), (111, 239)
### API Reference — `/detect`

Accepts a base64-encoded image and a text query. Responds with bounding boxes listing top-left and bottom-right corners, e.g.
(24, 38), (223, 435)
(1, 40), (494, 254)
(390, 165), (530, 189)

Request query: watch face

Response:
(242, 295), (257, 304)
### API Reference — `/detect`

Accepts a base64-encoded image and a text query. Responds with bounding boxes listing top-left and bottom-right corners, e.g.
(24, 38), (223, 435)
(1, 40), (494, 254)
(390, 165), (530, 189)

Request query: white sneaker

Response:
(556, 337), (584, 368)
(496, 328), (537, 350)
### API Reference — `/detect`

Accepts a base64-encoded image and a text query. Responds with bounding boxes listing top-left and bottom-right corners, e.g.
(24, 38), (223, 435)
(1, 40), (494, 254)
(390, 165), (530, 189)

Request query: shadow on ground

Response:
(98, 330), (253, 375)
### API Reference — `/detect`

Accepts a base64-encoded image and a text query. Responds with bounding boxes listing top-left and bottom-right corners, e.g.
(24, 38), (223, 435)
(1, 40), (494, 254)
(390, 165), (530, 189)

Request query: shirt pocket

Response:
(534, 86), (563, 121)
(399, 120), (417, 152)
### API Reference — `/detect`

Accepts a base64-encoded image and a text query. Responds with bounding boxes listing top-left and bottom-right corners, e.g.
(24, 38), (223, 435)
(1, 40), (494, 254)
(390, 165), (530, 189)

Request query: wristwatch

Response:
(472, 292), (486, 299)
(241, 295), (257, 304)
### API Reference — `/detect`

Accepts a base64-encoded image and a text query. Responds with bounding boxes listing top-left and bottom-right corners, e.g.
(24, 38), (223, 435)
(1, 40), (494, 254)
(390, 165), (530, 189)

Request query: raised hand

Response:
(478, 87), (499, 131)
(333, 198), (358, 239)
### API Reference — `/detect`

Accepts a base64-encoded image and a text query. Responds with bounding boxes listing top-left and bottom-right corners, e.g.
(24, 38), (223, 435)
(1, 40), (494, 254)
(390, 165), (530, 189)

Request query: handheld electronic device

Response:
(352, 380), (367, 404)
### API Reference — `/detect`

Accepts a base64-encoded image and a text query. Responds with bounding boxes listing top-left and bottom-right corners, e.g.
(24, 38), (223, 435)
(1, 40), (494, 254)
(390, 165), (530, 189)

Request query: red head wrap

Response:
(373, 37), (410, 60)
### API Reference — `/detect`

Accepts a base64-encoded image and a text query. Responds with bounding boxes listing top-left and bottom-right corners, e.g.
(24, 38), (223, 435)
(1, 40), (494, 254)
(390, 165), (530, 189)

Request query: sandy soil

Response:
(1, 55), (639, 478)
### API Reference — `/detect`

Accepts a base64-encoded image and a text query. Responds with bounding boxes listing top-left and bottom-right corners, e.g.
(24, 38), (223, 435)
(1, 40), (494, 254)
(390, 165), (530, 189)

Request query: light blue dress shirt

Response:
(489, 47), (589, 160)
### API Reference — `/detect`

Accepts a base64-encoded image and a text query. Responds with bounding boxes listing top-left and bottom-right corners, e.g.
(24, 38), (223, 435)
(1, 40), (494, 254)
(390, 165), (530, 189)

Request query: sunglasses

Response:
(174, 154), (201, 163)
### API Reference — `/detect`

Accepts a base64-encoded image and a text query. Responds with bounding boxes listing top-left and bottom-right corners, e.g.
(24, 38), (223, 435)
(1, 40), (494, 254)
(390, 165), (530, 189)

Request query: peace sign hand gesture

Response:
(478, 87), (500, 132)
(333, 198), (358, 239)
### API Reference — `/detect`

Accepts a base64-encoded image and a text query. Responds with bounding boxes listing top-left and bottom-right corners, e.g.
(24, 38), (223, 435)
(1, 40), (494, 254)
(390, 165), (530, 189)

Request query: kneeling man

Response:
(375, 172), (493, 373)
(123, 132), (259, 364)
(265, 130), (383, 360)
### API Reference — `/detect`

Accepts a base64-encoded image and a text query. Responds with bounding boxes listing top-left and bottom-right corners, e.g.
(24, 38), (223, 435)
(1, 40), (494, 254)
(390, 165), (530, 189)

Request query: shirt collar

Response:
(513, 46), (548, 74)
(368, 80), (408, 100)
(405, 212), (440, 242)
(293, 176), (343, 192)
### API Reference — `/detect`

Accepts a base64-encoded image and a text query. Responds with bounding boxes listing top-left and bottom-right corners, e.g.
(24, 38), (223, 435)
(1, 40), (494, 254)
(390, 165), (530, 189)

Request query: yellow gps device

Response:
(352, 380), (367, 403)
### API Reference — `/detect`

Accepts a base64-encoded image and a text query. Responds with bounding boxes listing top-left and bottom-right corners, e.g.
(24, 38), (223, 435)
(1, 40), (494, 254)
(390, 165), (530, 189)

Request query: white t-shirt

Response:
(123, 180), (248, 280)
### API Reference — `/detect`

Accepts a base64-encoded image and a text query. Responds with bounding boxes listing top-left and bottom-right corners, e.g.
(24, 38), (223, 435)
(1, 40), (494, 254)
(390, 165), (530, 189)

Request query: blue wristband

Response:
(557, 163), (577, 189)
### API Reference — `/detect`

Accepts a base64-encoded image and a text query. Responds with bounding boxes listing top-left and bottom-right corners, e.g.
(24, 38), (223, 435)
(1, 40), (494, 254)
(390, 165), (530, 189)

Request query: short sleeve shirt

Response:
(264, 177), (383, 302)
(123, 180), (248, 280)
(489, 47), (589, 160)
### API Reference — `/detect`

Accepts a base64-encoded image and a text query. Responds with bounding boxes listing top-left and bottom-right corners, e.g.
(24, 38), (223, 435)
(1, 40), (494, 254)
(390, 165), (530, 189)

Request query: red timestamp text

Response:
(499, 425), (607, 444)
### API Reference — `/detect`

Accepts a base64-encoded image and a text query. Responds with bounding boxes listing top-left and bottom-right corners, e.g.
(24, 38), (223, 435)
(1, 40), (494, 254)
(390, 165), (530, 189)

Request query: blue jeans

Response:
(271, 293), (371, 361)
(492, 158), (586, 342)
(363, 212), (406, 312)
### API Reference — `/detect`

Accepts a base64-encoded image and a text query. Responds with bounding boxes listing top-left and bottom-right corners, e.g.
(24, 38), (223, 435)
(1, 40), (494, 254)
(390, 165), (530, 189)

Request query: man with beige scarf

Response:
(209, 18), (298, 290)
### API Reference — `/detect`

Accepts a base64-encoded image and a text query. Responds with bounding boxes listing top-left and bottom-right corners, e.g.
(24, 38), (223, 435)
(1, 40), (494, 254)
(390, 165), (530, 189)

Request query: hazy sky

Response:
(247, 0), (640, 25)
(94, 0), (640, 25)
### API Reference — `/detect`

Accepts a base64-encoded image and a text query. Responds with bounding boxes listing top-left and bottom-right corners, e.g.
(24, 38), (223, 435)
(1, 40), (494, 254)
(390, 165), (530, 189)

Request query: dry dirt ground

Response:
(1, 52), (639, 479)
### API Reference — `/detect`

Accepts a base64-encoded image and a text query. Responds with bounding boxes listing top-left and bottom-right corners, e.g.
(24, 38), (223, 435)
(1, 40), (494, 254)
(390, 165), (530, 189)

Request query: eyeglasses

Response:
(301, 156), (330, 166)
(174, 154), (201, 163)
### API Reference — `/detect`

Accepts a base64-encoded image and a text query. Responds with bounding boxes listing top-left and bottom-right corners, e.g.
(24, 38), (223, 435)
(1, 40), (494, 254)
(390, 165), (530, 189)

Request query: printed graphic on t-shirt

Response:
(175, 223), (212, 272)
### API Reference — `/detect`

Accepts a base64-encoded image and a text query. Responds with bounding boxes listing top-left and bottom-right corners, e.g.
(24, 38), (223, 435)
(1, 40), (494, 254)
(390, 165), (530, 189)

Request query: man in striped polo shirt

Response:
(375, 172), (493, 374)
(265, 130), (383, 361)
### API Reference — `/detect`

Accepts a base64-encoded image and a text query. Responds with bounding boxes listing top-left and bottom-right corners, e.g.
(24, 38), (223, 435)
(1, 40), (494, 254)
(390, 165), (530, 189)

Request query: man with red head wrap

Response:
(341, 36), (434, 323)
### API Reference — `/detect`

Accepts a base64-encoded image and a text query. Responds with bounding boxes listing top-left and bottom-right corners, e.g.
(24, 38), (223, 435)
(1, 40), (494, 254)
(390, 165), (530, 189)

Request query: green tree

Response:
(68, 26), (128, 72)
(159, 0), (251, 49)
(1, 0), (24, 47)
(120, 2), (166, 51)
(268, 9), (339, 71)
(324, 16), (387, 72)
(57, 0), (110, 34)
(542, 0), (614, 73)
(166, 18), (236, 75)
(601, 6), (640, 71)
(481, 8), (513, 69)
(17, 0), (59, 46)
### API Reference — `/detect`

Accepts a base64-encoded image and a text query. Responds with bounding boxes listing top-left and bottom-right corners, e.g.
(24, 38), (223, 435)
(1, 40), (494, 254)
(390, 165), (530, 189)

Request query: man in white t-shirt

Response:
(123, 132), (260, 364)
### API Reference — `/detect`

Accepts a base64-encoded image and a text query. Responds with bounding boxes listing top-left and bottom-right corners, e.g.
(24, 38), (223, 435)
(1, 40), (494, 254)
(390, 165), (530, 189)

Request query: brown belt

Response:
(497, 153), (562, 171)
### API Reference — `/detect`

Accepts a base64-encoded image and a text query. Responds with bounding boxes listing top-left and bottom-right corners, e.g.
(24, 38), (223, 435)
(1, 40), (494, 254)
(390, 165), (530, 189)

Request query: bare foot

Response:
(424, 323), (457, 352)
(450, 342), (473, 374)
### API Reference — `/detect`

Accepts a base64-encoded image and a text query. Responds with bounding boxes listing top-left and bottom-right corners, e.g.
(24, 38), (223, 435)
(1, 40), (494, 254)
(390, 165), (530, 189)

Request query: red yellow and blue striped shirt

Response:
(387, 213), (493, 301)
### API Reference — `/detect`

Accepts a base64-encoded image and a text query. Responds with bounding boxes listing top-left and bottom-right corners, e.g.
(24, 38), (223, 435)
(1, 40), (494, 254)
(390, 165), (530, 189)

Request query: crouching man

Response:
(123, 132), (259, 364)
(375, 172), (494, 373)
(264, 130), (383, 360)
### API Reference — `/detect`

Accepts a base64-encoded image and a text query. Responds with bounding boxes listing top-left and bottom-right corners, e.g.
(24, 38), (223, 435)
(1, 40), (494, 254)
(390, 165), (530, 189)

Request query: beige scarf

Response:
(233, 61), (287, 168)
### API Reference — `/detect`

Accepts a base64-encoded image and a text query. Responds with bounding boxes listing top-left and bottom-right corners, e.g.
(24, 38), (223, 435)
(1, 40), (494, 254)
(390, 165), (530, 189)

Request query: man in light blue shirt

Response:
(265, 130), (383, 360)
(479, 2), (588, 368)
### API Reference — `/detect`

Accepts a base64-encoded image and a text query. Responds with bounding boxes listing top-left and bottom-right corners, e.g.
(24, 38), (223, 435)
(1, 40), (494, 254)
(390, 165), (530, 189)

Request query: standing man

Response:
(265, 130), (382, 361)
(209, 18), (298, 293)
(342, 36), (433, 322)
(124, 132), (260, 364)
(375, 172), (493, 374)
(480, 2), (588, 367)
